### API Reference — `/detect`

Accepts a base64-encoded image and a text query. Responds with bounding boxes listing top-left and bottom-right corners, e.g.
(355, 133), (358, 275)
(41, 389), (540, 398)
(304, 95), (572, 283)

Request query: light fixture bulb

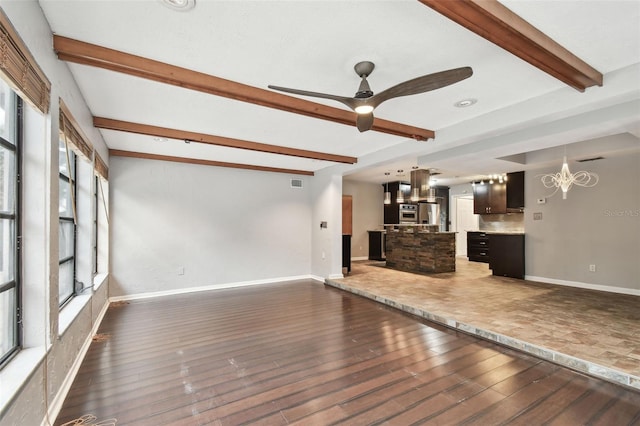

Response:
(355, 105), (374, 114)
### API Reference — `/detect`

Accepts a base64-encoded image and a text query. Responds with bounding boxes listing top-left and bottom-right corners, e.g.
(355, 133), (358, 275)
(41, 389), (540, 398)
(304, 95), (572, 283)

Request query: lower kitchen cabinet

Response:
(342, 234), (351, 273)
(488, 234), (525, 279)
(368, 230), (386, 261)
(467, 231), (490, 263)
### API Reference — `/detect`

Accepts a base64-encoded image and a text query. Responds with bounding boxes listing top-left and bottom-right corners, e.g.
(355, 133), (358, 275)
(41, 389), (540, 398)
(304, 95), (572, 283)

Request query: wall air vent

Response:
(576, 156), (604, 162)
(290, 178), (303, 188)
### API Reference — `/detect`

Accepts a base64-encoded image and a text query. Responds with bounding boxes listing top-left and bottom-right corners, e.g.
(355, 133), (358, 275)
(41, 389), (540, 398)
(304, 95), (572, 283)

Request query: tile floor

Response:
(325, 257), (640, 390)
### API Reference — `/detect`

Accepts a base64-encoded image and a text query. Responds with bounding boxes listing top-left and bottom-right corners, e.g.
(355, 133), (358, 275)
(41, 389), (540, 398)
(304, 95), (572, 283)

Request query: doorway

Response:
(454, 196), (478, 256)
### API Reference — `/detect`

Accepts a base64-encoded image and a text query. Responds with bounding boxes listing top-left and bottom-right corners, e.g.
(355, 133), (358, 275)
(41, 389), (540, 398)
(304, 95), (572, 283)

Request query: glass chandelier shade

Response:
(384, 182), (391, 204)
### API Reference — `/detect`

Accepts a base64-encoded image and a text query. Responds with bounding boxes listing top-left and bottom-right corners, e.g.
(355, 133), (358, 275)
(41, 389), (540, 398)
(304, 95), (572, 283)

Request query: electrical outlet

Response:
(178, 266), (185, 275)
(533, 212), (543, 220)
(322, 251), (325, 259)
(589, 264), (596, 272)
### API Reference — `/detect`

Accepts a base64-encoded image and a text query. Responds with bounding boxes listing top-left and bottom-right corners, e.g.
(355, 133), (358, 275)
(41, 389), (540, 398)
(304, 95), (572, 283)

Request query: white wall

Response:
(525, 150), (640, 293)
(109, 157), (313, 297)
(343, 179), (384, 259)
(310, 170), (343, 279)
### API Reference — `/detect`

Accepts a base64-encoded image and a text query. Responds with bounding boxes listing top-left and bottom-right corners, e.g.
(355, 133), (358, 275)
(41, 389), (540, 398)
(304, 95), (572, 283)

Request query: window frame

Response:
(58, 139), (76, 307)
(92, 175), (98, 276)
(0, 90), (22, 368)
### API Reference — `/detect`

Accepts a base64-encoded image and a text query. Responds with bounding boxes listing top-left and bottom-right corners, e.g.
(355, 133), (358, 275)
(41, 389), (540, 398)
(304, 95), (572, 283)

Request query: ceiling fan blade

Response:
(370, 66), (473, 108)
(268, 85), (357, 110)
(356, 112), (374, 132)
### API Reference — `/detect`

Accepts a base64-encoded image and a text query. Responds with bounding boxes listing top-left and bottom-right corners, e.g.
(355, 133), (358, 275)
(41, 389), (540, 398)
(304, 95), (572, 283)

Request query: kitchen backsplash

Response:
(479, 213), (524, 233)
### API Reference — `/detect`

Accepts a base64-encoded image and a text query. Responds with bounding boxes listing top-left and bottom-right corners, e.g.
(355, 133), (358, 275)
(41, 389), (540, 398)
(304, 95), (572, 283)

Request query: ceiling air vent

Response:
(576, 156), (604, 163)
(290, 178), (303, 188)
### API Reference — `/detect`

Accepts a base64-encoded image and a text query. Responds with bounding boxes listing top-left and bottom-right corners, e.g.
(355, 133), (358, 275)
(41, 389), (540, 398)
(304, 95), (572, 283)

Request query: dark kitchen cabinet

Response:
(506, 171), (525, 210)
(342, 195), (352, 273)
(473, 182), (506, 214)
(488, 234), (525, 279)
(383, 181), (410, 224)
(368, 230), (386, 261)
(473, 171), (524, 214)
(467, 231), (490, 263)
(342, 235), (351, 273)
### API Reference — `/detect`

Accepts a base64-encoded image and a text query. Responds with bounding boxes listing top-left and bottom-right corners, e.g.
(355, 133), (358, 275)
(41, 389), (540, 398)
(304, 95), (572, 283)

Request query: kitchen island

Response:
(384, 224), (456, 274)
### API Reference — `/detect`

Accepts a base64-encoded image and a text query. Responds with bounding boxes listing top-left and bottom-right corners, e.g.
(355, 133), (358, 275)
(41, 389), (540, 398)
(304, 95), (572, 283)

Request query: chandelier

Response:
(540, 156), (599, 199)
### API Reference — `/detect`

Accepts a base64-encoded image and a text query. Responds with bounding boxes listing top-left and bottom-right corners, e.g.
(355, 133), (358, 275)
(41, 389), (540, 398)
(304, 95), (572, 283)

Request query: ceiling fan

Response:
(268, 61), (473, 132)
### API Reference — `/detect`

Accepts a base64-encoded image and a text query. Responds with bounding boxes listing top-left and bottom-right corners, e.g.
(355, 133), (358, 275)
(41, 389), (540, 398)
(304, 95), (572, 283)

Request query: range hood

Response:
(410, 169), (437, 202)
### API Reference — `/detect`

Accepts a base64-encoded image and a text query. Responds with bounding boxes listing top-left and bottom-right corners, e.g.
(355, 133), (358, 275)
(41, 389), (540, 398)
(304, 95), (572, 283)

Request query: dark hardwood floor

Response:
(56, 281), (640, 425)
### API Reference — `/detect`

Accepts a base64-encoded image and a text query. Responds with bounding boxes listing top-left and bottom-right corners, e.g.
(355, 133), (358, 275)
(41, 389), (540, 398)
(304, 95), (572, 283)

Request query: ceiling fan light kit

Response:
(268, 61), (473, 133)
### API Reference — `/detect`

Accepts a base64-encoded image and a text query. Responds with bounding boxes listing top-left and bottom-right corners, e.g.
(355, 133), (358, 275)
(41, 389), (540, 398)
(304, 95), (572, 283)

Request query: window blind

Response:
(0, 9), (51, 114)
(59, 100), (93, 161)
(94, 152), (108, 181)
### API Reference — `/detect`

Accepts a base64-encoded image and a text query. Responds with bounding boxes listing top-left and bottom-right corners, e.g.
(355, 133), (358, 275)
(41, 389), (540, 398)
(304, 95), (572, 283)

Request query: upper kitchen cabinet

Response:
(506, 171), (525, 211)
(383, 181), (410, 224)
(473, 171), (524, 214)
(473, 181), (507, 214)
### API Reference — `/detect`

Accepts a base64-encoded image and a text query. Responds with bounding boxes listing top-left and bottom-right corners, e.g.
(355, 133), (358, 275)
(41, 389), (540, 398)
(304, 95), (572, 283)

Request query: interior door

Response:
(455, 196), (478, 256)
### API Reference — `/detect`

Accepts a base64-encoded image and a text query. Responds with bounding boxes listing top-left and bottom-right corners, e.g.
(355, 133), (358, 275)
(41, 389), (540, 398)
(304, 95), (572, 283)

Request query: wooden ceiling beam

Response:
(110, 149), (314, 176)
(418, 0), (603, 92)
(94, 117), (357, 164)
(54, 35), (435, 141)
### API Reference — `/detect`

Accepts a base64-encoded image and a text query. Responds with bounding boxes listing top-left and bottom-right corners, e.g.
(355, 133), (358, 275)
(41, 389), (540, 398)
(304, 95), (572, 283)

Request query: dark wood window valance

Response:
(0, 8), (51, 113)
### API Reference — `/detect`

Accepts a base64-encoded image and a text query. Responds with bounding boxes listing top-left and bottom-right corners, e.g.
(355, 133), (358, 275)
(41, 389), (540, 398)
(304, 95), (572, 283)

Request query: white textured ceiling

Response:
(37, 0), (640, 185)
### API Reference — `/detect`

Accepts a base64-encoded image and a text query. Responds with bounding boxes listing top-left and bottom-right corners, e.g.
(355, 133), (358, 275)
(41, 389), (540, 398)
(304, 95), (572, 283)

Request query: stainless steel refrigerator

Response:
(418, 202), (443, 231)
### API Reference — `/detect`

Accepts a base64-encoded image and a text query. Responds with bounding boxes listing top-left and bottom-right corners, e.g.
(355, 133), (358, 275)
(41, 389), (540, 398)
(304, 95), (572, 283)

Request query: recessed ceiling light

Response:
(159, 0), (195, 12)
(454, 98), (477, 108)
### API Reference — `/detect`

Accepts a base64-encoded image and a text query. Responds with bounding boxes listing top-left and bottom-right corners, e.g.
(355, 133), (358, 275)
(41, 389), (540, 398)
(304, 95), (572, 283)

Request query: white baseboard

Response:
(525, 275), (640, 296)
(44, 299), (110, 426)
(351, 256), (368, 261)
(109, 275), (316, 302)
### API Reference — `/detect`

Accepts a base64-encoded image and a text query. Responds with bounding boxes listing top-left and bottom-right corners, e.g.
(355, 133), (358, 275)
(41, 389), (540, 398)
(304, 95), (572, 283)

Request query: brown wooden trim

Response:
(53, 35), (434, 141)
(418, 0), (603, 92)
(0, 8), (51, 113)
(94, 117), (357, 164)
(110, 149), (314, 176)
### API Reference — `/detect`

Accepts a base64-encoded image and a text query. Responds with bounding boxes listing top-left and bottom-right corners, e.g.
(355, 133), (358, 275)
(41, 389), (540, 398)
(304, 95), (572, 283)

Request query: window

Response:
(58, 136), (76, 306)
(92, 175), (98, 276)
(0, 80), (21, 366)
